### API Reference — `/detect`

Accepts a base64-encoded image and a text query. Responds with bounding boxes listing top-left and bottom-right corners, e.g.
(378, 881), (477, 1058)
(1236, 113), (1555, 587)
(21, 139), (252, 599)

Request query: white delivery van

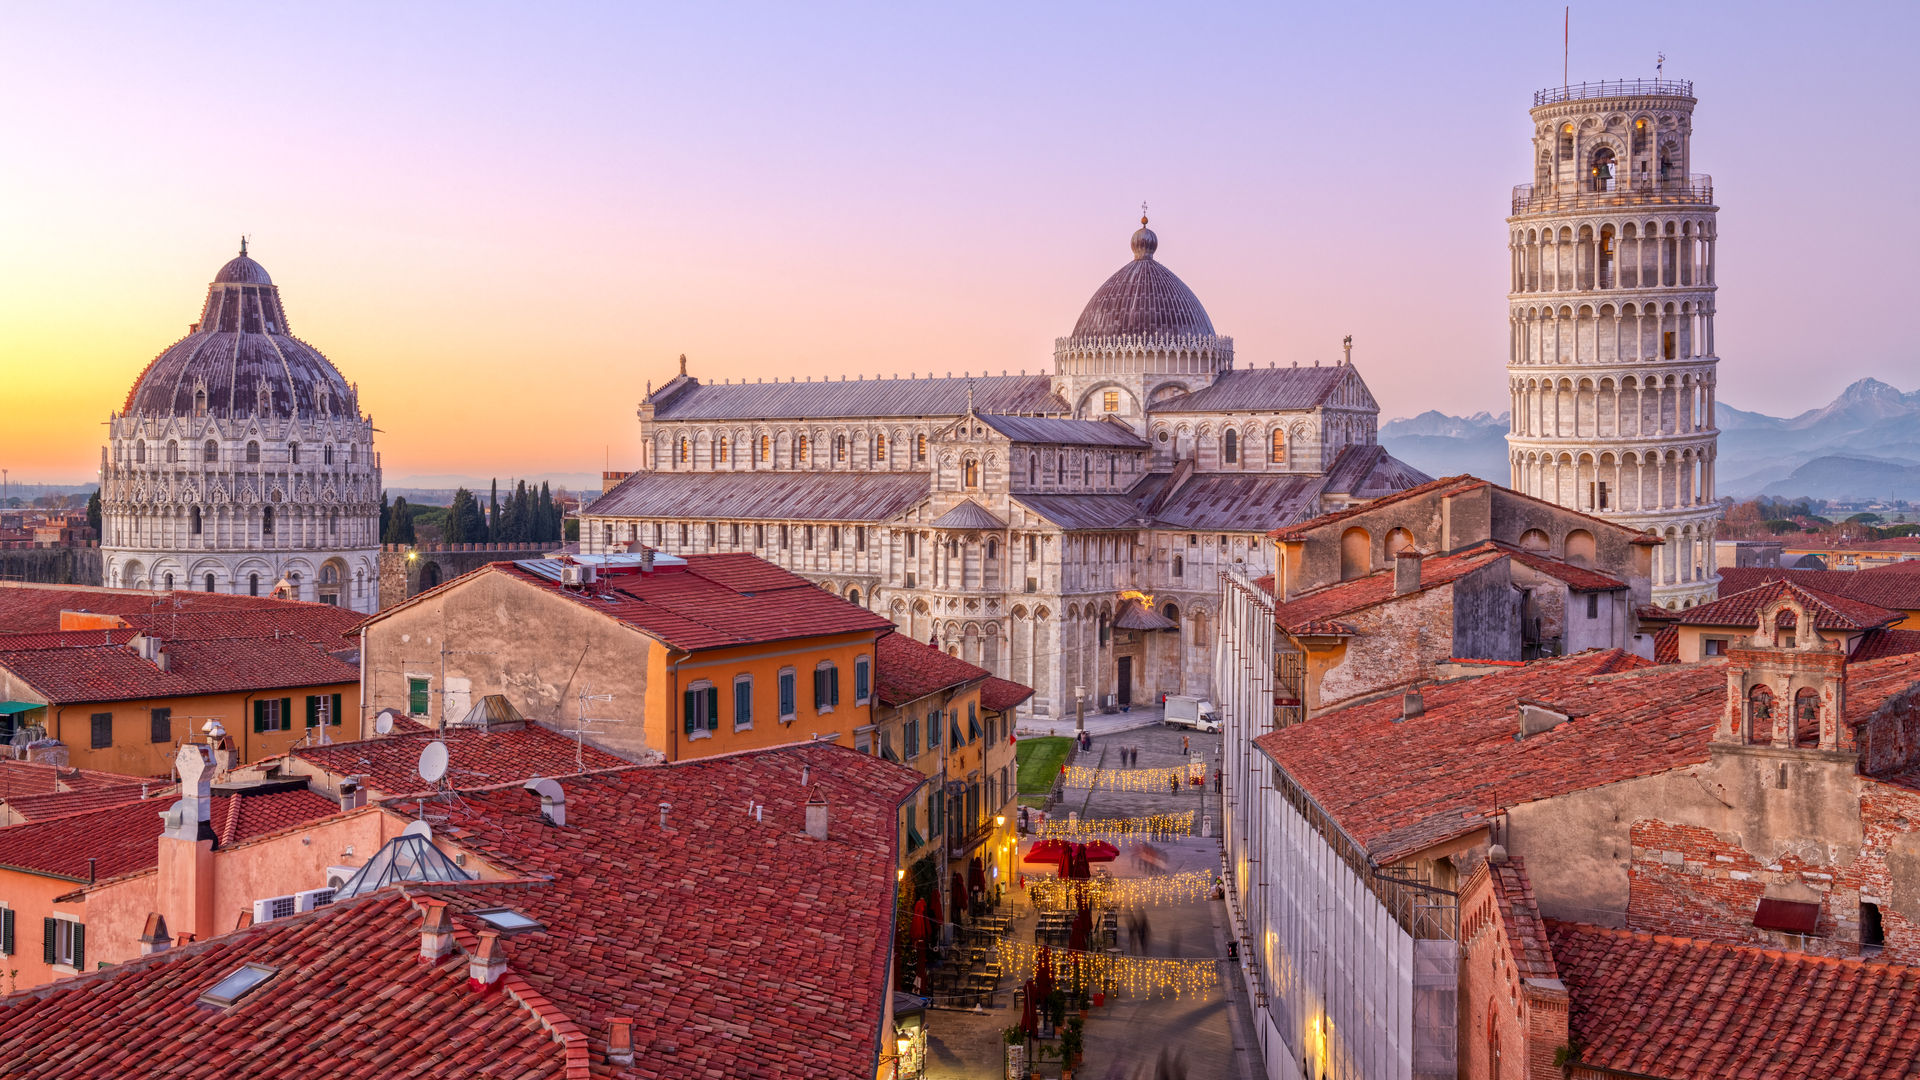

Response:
(1162, 694), (1220, 733)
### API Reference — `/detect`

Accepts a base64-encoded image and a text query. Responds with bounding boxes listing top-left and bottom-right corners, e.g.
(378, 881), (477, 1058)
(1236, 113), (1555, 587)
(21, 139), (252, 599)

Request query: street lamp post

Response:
(1074, 684), (1087, 735)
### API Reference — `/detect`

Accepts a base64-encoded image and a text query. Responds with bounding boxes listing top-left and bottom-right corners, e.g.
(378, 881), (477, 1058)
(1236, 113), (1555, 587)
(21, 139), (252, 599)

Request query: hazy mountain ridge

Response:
(1382, 378), (1920, 501)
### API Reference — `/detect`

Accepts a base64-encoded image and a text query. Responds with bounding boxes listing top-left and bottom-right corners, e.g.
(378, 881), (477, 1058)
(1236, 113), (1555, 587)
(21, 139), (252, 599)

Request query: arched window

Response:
(1223, 429), (1238, 464)
(718, 436), (729, 463)
(1589, 146), (1616, 192)
(203, 440), (218, 462)
(1795, 687), (1821, 747)
(1270, 431), (1286, 464)
(246, 441), (260, 463)
(1518, 529), (1551, 553)
(1339, 527), (1371, 581)
(1056, 454), (1065, 484)
(1747, 685), (1774, 744)
(1559, 122), (1574, 160)
(249, 573), (260, 596)
(1108, 454), (1117, 485)
(835, 435), (847, 462)
(986, 539), (998, 560)
(135, 441), (146, 464)
(848, 588), (861, 607)
(1029, 454), (1038, 486)
(164, 572), (174, 591)
(193, 389), (207, 416)
(189, 506), (202, 534)
(916, 434), (927, 461)
(166, 441), (179, 463)
(349, 444), (357, 464)
(323, 444), (335, 465)
(1774, 610), (1796, 648)
(1385, 527), (1415, 555)
(1162, 602), (1180, 628)
(1564, 529), (1596, 568)
(678, 438), (689, 464)
(262, 506), (275, 536)
(290, 443), (301, 465)
(1173, 555), (1184, 578)
(964, 459), (979, 488)
(874, 433), (886, 461)
(204, 573), (216, 593)
(798, 435), (810, 463)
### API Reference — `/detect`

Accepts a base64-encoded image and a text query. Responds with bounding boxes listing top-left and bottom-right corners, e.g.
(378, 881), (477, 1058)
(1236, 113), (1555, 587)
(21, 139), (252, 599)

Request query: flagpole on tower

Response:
(1564, 6), (1570, 88)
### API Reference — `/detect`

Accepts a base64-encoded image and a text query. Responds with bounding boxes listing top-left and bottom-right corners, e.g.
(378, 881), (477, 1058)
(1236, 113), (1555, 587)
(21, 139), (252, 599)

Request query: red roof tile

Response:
(1267, 475), (1489, 540)
(1850, 628), (1920, 663)
(0, 583), (362, 642)
(292, 725), (630, 798)
(0, 633), (357, 704)
(1484, 856), (1557, 981)
(982, 676), (1035, 712)
(1, 783), (160, 822)
(1671, 579), (1899, 632)
(1652, 625), (1680, 664)
(407, 741), (923, 1079)
(0, 760), (152, 799)
(1549, 919), (1920, 1080)
(1497, 543), (1628, 592)
(875, 632), (989, 707)
(0, 890), (574, 1080)
(389, 556), (895, 653)
(0, 788), (337, 882)
(1719, 565), (1920, 614)
(1254, 651), (1708, 861)
(1271, 543), (1510, 633)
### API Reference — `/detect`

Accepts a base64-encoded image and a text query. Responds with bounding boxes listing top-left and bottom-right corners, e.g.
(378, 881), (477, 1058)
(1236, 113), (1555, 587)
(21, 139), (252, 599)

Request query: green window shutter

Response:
(812, 670), (823, 710)
(71, 923), (83, 970)
(1, 908), (12, 956)
(856, 661), (869, 702)
(253, 700), (266, 734)
(780, 674), (795, 716)
(684, 690), (697, 736)
(706, 686), (720, 731)
(306, 696), (319, 728)
(734, 681), (752, 727)
(281, 699), (291, 732)
(830, 668), (841, 706)
(42, 918), (55, 965)
(331, 693), (343, 726)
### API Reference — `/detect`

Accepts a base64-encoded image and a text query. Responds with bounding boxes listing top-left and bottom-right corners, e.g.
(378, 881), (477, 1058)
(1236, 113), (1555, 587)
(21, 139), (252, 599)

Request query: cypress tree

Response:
(379, 491), (391, 540)
(487, 479), (499, 543)
(85, 489), (102, 536)
(383, 497), (416, 545)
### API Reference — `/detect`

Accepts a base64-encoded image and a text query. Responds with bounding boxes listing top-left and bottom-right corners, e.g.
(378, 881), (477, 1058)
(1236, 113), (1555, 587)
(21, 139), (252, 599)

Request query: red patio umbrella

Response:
(1082, 839), (1120, 862)
(950, 872), (968, 923)
(1022, 838), (1068, 867)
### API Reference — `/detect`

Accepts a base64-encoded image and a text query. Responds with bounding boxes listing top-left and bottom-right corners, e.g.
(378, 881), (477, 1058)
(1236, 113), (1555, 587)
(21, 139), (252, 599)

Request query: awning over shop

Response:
(0, 702), (45, 716)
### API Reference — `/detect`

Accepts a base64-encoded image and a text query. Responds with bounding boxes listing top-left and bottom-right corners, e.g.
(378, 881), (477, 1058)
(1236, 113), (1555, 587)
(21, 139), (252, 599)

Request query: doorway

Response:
(1116, 657), (1133, 707)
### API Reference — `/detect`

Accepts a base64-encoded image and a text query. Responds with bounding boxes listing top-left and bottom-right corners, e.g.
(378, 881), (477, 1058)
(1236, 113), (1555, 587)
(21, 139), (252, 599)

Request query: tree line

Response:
(380, 479), (566, 546)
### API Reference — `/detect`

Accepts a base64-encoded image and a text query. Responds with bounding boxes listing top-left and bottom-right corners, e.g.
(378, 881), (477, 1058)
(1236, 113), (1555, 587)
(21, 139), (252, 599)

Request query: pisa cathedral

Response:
(100, 243), (383, 613)
(1505, 79), (1723, 608)
(582, 218), (1428, 717)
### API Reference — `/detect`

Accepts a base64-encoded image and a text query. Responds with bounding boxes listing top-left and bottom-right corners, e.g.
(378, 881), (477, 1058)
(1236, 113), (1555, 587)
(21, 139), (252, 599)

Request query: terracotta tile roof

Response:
(0, 760), (152, 799)
(1254, 651), (1712, 862)
(1498, 544), (1628, 592)
(0, 890), (576, 1080)
(389, 554), (896, 654)
(0, 788), (337, 882)
(1671, 579), (1900, 632)
(1271, 543), (1510, 634)
(1652, 626), (1680, 664)
(1718, 565), (1920, 614)
(292, 725), (630, 798)
(1840, 653), (1920, 727)
(1850, 628), (1920, 663)
(2, 783), (161, 822)
(981, 676), (1035, 712)
(0, 633), (357, 704)
(1485, 856), (1557, 981)
(0, 582), (362, 642)
(1548, 919), (1920, 1080)
(875, 631), (988, 707)
(403, 741), (924, 1079)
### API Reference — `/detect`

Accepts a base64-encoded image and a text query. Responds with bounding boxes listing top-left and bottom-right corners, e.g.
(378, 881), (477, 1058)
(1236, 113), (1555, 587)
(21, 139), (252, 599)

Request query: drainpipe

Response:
(667, 648), (690, 761)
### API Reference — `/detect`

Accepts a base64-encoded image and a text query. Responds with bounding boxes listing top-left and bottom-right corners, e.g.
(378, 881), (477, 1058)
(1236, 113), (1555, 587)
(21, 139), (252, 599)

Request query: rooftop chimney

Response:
(524, 777), (566, 827)
(139, 913), (171, 956)
(1394, 549), (1422, 596)
(607, 1018), (635, 1066)
(339, 779), (367, 813)
(420, 900), (453, 961)
(804, 787), (829, 840)
(1399, 690), (1425, 722)
(640, 548), (655, 572)
(658, 802), (671, 830)
(158, 742), (217, 942)
(468, 931), (507, 991)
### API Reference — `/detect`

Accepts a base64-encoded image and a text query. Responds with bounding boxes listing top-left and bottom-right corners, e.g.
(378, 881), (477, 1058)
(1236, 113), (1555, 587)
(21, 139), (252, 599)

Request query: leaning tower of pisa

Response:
(1505, 78), (1722, 609)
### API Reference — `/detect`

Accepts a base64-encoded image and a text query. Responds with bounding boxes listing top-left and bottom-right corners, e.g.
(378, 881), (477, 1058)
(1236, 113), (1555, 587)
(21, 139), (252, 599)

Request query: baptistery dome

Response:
(124, 240), (355, 422)
(101, 241), (382, 613)
(1069, 218), (1216, 339)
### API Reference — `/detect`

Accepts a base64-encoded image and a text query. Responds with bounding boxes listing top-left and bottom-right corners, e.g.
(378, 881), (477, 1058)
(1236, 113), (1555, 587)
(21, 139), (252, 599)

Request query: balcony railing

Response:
(1533, 79), (1694, 106)
(1512, 173), (1712, 215)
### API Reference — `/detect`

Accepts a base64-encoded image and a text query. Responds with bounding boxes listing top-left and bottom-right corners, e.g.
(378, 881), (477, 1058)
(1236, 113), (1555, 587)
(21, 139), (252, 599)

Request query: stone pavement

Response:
(1016, 703), (1172, 740)
(923, 722), (1259, 1080)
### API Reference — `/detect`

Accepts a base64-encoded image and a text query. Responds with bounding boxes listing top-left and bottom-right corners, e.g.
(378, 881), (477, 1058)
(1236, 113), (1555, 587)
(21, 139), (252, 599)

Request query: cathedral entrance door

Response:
(1116, 657), (1133, 708)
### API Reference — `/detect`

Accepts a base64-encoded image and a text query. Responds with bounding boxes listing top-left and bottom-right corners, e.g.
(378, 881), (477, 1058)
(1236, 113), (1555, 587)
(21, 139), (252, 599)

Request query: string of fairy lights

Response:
(1034, 811), (1194, 843)
(1062, 760), (1207, 792)
(993, 939), (1221, 1000)
(1027, 870), (1218, 911)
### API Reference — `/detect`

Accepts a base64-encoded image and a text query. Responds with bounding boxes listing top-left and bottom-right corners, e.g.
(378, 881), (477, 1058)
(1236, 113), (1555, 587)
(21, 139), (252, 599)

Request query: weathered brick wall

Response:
(0, 545), (102, 587)
(375, 543), (555, 611)
(1856, 681), (1920, 775)
(1458, 865), (1569, 1080)
(1317, 584), (1455, 707)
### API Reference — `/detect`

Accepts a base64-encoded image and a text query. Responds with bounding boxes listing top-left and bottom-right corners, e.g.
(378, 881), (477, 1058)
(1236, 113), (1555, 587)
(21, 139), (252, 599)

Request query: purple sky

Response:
(2, 2), (1914, 481)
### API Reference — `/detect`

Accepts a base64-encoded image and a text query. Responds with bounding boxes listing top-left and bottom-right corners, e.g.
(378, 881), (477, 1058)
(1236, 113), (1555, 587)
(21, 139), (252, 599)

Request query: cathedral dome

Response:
(123, 243), (355, 421)
(1069, 217), (1215, 339)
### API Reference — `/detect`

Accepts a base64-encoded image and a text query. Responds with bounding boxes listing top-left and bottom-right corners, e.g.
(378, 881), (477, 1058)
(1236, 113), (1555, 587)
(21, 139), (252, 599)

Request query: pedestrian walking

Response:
(1169, 773), (1179, 796)
(1182, 734), (1190, 755)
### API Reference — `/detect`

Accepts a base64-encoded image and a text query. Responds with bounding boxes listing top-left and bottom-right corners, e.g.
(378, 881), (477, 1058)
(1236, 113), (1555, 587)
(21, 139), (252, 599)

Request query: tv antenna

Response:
(568, 683), (621, 770)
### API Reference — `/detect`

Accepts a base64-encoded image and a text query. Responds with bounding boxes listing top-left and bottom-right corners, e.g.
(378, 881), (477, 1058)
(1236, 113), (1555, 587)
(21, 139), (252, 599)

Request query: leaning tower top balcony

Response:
(1513, 78), (1712, 219)
(1531, 79), (1694, 107)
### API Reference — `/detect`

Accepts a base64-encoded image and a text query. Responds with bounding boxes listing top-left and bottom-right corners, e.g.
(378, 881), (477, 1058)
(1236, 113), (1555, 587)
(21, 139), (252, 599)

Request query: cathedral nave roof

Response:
(584, 470), (931, 523)
(647, 373), (1066, 422)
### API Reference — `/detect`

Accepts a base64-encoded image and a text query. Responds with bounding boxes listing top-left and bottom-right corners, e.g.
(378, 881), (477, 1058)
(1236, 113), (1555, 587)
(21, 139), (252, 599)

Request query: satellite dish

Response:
(374, 713), (394, 735)
(401, 819), (433, 840)
(418, 740), (449, 784)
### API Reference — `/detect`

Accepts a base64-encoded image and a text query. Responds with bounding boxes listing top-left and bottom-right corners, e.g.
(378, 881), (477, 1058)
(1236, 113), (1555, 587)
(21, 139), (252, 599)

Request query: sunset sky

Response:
(2, 2), (1914, 485)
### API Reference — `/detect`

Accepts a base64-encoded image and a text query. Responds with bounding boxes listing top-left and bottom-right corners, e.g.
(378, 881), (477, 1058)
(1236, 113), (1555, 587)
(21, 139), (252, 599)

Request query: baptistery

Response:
(100, 242), (382, 612)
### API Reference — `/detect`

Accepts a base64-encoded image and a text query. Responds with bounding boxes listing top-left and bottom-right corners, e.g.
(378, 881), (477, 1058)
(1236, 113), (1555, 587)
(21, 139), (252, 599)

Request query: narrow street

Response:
(924, 721), (1262, 1080)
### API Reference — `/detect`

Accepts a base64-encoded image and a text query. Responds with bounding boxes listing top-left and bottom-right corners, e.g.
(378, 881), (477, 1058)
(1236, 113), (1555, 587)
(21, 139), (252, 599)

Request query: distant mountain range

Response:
(1380, 378), (1920, 502)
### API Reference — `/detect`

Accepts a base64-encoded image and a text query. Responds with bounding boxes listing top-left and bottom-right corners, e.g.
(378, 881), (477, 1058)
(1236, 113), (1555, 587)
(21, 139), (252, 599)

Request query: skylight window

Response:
(476, 909), (542, 932)
(198, 963), (277, 1007)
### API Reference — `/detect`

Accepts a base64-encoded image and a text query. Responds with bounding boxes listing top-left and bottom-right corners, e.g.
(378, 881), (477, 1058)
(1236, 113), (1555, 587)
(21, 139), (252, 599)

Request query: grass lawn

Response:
(1015, 736), (1072, 798)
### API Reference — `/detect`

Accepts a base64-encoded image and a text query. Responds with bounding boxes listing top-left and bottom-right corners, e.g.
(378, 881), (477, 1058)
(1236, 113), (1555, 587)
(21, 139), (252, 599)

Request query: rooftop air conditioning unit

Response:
(252, 895), (297, 923)
(560, 564), (588, 586)
(325, 865), (358, 892)
(294, 887), (336, 912)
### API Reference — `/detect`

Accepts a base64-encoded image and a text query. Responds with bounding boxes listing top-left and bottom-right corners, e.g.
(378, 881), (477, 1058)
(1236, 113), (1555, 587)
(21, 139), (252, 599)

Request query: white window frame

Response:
(778, 667), (798, 722)
(686, 679), (716, 741)
(733, 674), (754, 731)
(854, 655), (872, 706)
(49, 914), (81, 971)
